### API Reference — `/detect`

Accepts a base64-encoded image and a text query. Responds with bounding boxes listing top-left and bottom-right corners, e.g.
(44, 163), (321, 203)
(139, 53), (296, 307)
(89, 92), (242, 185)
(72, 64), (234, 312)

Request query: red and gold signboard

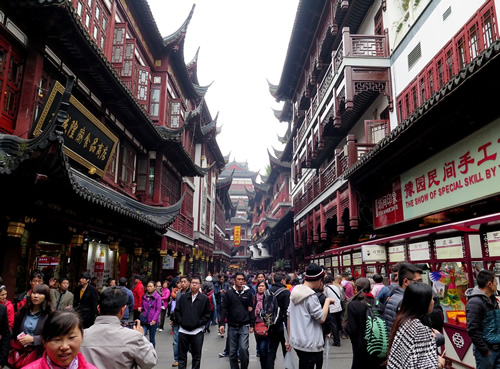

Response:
(234, 226), (241, 246)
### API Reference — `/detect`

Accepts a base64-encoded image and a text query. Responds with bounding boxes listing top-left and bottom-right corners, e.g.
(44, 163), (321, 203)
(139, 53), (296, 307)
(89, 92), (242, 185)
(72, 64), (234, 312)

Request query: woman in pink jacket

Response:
(22, 310), (97, 369)
(140, 281), (162, 347)
(158, 280), (171, 332)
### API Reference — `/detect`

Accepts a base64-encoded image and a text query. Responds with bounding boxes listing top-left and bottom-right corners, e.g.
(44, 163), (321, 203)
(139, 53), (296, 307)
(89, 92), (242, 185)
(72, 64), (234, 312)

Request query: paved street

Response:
(153, 324), (353, 368)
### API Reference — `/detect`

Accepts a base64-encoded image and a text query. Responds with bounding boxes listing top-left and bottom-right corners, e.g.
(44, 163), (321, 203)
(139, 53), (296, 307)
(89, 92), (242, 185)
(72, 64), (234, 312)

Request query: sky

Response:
(147, 0), (299, 175)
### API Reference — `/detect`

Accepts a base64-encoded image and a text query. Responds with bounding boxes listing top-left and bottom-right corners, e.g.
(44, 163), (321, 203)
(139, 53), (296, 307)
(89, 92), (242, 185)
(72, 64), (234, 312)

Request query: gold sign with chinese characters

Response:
(32, 81), (118, 177)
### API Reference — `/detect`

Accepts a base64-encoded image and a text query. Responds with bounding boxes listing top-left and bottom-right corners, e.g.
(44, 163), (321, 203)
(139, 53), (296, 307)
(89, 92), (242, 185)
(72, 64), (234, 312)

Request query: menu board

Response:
(435, 237), (463, 259)
(325, 257), (331, 268)
(362, 245), (387, 262)
(408, 241), (430, 261)
(487, 231), (500, 257)
(388, 245), (405, 262)
(332, 257), (339, 267)
(342, 254), (351, 266)
(353, 252), (362, 265)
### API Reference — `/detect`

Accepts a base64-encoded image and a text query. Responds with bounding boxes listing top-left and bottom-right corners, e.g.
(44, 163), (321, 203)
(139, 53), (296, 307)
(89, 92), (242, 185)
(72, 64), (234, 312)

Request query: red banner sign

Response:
(373, 178), (404, 229)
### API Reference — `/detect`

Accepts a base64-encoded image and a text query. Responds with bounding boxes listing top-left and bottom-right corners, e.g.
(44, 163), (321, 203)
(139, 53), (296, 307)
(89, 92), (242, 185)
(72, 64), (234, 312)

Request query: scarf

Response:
(46, 354), (79, 369)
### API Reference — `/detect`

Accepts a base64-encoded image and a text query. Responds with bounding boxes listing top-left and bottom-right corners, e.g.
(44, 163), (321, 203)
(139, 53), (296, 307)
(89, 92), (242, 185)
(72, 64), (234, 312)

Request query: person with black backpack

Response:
(264, 272), (290, 369)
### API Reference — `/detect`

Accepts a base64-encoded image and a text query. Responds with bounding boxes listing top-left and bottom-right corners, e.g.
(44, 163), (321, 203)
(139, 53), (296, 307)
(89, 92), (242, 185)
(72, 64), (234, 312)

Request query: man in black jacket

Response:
(466, 269), (500, 368)
(219, 271), (255, 369)
(266, 272), (290, 369)
(73, 272), (99, 328)
(175, 276), (211, 369)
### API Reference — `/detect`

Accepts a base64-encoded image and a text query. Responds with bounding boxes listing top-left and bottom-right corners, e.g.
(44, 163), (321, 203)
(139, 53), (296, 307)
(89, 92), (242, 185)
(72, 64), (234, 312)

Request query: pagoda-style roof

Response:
(268, 149), (291, 169)
(187, 47), (200, 83)
(344, 40), (500, 189)
(260, 174), (269, 183)
(251, 177), (271, 193)
(272, 100), (293, 122)
(222, 161), (258, 179)
(272, 147), (284, 160)
(216, 169), (234, 189)
(0, 127), (181, 232)
(245, 187), (256, 200)
(230, 217), (250, 225)
(200, 112), (219, 136)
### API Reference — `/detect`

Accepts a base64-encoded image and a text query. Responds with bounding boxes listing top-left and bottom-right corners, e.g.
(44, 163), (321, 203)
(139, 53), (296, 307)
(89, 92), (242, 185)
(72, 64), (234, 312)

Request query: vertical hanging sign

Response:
(234, 226), (241, 246)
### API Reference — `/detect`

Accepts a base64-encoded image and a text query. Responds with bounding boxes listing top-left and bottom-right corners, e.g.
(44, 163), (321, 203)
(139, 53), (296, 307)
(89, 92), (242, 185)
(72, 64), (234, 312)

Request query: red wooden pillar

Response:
(306, 213), (312, 245)
(320, 203), (327, 240)
(348, 182), (358, 230)
(312, 209), (319, 242)
(152, 154), (163, 204)
(336, 191), (344, 234)
(346, 134), (357, 167)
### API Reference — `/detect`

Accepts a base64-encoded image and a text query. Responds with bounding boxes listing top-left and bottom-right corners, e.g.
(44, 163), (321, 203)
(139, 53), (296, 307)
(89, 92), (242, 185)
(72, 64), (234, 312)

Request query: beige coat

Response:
(50, 288), (74, 311)
(80, 315), (158, 369)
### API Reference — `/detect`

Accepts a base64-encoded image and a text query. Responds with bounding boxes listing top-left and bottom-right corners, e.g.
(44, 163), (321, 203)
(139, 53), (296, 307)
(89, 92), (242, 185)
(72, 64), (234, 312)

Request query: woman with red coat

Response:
(0, 285), (14, 330)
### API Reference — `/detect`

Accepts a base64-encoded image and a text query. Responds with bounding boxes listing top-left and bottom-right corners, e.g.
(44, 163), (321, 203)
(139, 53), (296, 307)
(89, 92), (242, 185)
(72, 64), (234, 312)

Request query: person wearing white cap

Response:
(285, 263), (335, 368)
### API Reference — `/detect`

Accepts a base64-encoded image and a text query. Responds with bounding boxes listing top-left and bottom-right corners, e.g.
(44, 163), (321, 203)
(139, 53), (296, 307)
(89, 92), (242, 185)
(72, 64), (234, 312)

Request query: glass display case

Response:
(430, 262), (469, 324)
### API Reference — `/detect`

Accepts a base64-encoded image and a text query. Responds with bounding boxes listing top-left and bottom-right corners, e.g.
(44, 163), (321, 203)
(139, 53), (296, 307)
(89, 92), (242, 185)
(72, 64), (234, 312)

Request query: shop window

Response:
(111, 23), (126, 64)
(148, 159), (155, 196)
(481, 6), (497, 48)
(0, 37), (24, 134)
(120, 144), (136, 189)
(431, 262), (469, 323)
(365, 120), (389, 144)
(135, 156), (149, 193)
(137, 66), (150, 110)
(73, 0), (109, 52)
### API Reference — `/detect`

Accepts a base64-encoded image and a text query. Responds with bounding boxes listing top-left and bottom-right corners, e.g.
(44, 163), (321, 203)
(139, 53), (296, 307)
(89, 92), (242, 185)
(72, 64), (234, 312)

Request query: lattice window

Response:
(468, 21), (480, 59)
(162, 164), (181, 204)
(120, 144), (136, 188)
(481, 6), (497, 48)
(73, 0), (108, 52)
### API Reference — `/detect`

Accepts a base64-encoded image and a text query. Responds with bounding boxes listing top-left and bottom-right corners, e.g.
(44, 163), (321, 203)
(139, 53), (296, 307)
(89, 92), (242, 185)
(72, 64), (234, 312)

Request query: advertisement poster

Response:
(162, 255), (175, 270)
(87, 242), (114, 289)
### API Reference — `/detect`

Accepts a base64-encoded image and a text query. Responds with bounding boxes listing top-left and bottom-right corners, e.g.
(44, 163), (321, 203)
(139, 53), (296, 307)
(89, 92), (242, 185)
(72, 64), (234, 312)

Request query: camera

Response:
(121, 321), (137, 329)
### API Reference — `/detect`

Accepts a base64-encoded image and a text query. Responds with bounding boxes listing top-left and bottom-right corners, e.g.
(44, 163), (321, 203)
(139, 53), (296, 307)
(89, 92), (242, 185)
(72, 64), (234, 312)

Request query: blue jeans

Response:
(173, 323), (180, 361)
(255, 335), (269, 369)
(144, 322), (158, 347)
(228, 325), (249, 369)
(474, 346), (500, 369)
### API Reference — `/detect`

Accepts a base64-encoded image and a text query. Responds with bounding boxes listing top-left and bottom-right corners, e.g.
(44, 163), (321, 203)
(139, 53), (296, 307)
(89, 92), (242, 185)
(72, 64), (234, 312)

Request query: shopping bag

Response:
(284, 351), (297, 369)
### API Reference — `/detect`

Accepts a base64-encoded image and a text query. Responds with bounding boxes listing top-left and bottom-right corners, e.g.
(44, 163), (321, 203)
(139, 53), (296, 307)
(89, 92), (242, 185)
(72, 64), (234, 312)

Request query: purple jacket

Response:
(140, 291), (161, 324)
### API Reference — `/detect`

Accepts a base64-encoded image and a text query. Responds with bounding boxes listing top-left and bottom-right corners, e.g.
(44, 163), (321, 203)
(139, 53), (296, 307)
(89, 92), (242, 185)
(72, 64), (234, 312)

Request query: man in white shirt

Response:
(174, 276), (211, 369)
(323, 274), (343, 346)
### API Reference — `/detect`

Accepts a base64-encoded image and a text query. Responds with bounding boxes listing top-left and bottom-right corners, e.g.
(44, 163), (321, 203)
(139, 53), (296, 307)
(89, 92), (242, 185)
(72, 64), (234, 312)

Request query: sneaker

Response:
(218, 352), (228, 358)
(158, 328), (163, 332)
(220, 334), (224, 338)
(172, 362), (179, 367)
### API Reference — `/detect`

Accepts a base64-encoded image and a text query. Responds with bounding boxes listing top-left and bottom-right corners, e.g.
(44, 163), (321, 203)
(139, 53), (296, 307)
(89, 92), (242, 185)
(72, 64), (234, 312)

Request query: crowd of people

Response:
(0, 263), (498, 368)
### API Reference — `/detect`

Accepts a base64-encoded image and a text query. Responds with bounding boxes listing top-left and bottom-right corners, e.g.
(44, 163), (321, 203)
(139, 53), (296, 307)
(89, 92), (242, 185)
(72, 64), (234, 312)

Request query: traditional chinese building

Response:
(247, 149), (293, 271)
(0, 0), (224, 293)
(219, 160), (257, 269)
(272, 0), (500, 366)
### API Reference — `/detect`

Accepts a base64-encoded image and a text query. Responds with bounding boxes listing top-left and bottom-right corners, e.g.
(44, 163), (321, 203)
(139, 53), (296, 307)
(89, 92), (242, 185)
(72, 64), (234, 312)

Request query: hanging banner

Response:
(233, 226), (241, 246)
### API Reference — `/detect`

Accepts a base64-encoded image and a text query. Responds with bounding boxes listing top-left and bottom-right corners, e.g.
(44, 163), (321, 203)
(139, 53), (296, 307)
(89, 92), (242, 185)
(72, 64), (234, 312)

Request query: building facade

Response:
(0, 0), (224, 293)
(271, 0), (500, 366)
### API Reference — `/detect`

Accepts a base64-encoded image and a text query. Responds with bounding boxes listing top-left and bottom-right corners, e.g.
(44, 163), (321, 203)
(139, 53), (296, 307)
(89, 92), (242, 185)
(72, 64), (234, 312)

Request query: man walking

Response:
(466, 269), (500, 368)
(74, 272), (99, 328)
(213, 274), (230, 329)
(266, 272), (290, 369)
(171, 275), (191, 367)
(219, 271), (255, 369)
(175, 276), (211, 369)
(286, 263), (334, 368)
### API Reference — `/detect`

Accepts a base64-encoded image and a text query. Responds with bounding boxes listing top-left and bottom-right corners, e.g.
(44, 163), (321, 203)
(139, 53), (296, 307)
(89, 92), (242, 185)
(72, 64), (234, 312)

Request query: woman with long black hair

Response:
(387, 283), (446, 369)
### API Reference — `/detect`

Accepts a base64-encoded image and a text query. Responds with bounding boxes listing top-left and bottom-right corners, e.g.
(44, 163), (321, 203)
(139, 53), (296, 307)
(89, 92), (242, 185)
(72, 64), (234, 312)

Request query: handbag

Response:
(140, 299), (153, 326)
(255, 321), (268, 336)
(8, 340), (38, 369)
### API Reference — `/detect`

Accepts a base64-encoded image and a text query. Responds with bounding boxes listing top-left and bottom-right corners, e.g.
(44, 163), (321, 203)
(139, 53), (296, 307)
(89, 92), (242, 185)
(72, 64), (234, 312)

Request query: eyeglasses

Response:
(235, 278), (245, 281)
(407, 278), (423, 284)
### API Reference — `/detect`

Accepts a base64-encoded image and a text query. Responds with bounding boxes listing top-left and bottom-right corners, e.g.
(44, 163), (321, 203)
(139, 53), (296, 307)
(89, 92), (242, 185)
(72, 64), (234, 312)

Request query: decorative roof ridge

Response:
(267, 148), (291, 167)
(217, 169), (234, 188)
(155, 125), (185, 141)
(251, 176), (271, 192)
(192, 81), (214, 97)
(216, 123), (223, 136)
(267, 78), (279, 98)
(245, 187), (256, 198)
(260, 174), (269, 183)
(195, 161), (217, 177)
(162, 4), (195, 46)
(272, 146), (284, 160)
(186, 100), (204, 121)
(201, 111), (219, 135)
(186, 46), (200, 69)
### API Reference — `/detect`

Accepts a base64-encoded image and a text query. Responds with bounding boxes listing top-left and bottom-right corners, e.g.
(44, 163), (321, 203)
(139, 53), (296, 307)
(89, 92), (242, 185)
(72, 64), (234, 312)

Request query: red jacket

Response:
(132, 281), (144, 310)
(23, 352), (97, 369)
(0, 300), (14, 329)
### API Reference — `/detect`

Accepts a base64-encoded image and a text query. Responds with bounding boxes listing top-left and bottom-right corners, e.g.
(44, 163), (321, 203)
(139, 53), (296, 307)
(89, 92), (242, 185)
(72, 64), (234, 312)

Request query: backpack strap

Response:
(326, 285), (341, 300)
